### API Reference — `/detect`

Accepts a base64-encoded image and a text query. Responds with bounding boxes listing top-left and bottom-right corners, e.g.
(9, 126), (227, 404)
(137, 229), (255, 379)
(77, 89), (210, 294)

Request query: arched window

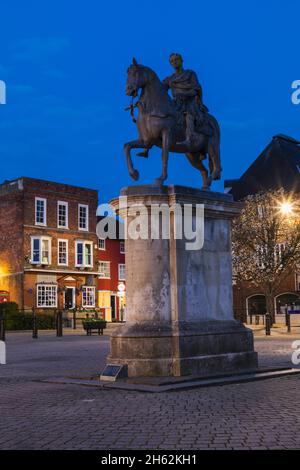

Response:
(246, 294), (266, 316)
(275, 293), (300, 314)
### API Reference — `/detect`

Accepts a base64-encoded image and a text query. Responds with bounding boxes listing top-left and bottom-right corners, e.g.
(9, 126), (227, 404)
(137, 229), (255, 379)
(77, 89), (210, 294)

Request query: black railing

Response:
(0, 307), (109, 339)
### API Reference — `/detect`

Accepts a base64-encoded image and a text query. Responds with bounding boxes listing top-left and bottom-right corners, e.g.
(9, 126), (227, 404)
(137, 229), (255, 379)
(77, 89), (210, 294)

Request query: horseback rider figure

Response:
(124, 56), (221, 189)
(163, 52), (211, 146)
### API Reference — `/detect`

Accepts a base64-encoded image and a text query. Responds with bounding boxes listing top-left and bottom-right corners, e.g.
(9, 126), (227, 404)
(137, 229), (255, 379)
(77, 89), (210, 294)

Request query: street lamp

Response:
(117, 282), (126, 322)
(279, 200), (294, 216)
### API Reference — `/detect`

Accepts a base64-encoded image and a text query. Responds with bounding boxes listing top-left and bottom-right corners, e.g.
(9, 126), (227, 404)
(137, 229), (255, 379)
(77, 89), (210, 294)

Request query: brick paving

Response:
(0, 329), (300, 450)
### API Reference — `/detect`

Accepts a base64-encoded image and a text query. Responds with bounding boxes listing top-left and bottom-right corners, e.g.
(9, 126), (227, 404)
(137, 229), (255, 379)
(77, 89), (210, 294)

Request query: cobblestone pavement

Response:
(0, 329), (300, 450)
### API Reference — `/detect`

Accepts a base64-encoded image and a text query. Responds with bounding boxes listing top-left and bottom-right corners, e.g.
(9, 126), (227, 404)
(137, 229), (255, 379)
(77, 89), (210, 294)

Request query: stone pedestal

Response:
(108, 185), (257, 377)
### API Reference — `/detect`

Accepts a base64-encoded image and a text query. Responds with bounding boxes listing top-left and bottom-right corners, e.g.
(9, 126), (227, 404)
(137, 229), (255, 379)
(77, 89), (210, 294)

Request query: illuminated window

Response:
(37, 284), (57, 308)
(75, 241), (93, 267)
(82, 286), (95, 308)
(98, 291), (111, 308)
(98, 261), (110, 279)
(31, 236), (51, 265)
(275, 243), (285, 264)
(58, 239), (68, 266)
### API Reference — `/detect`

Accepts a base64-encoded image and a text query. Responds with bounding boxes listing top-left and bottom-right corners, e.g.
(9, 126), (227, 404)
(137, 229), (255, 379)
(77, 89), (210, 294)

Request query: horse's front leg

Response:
(124, 140), (146, 181)
(155, 129), (170, 186)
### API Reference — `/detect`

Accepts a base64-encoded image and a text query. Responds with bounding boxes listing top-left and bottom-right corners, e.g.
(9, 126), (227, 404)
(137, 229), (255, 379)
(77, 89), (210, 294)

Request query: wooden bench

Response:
(82, 321), (107, 336)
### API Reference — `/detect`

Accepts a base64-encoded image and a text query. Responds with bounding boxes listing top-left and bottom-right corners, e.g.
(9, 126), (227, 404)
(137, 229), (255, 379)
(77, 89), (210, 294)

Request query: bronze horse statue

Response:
(124, 58), (221, 190)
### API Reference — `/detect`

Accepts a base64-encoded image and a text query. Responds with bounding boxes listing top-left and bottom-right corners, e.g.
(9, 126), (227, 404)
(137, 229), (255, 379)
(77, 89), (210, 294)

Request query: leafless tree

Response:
(232, 189), (300, 321)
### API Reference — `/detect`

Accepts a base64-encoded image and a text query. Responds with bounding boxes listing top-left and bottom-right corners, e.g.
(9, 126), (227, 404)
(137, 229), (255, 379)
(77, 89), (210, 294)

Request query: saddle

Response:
(176, 110), (213, 138)
(195, 119), (213, 137)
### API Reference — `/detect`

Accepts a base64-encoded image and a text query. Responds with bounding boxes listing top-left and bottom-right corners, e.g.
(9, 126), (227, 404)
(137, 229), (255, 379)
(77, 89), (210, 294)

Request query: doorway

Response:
(64, 287), (75, 310)
(111, 295), (117, 321)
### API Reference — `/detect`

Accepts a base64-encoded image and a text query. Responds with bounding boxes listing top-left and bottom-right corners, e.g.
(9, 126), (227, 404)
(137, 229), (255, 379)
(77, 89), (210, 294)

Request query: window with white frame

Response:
(37, 284), (57, 307)
(98, 238), (106, 250)
(257, 245), (267, 269)
(120, 241), (125, 254)
(58, 239), (68, 266)
(118, 263), (126, 281)
(31, 236), (51, 264)
(257, 243), (286, 269)
(78, 204), (89, 231)
(82, 286), (95, 308)
(35, 198), (47, 226)
(57, 201), (68, 228)
(275, 243), (286, 265)
(75, 240), (93, 267)
(98, 261), (110, 278)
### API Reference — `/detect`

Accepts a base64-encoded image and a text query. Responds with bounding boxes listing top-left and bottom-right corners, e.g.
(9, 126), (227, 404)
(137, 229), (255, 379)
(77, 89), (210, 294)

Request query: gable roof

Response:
(225, 135), (300, 200)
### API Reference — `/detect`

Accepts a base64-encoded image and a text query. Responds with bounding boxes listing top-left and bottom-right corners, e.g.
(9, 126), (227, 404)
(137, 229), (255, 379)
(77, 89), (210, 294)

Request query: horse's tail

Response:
(206, 113), (221, 180)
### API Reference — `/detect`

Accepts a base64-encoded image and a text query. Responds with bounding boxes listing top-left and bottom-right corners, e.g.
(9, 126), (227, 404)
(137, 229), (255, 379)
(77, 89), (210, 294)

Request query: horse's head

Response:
(126, 58), (153, 97)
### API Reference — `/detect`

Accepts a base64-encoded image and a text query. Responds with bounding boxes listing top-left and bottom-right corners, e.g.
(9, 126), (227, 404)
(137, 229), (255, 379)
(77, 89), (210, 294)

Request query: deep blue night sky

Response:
(0, 0), (299, 202)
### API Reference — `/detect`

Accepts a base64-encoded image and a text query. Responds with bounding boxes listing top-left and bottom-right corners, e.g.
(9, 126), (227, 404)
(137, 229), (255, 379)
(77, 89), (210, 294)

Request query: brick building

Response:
(97, 218), (126, 322)
(225, 135), (300, 323)
(0, 177), (98, 311)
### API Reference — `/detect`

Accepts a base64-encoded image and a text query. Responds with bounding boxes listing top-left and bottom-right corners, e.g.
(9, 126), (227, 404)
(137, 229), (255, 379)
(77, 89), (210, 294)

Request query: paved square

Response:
(0, 328), (300, 450)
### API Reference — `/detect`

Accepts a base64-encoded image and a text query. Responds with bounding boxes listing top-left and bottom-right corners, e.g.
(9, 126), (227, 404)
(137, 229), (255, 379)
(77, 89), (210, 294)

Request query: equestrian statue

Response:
(124, 53), (221, 190)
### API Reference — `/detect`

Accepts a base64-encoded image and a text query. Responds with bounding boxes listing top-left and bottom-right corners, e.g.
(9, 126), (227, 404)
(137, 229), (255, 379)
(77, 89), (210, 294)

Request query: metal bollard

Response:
(0, 313), (5, 342)
(73, 310), (77, 330)
(32, 309), (38, 339)
(56, 311), (63, 337)
(265, 313), (271, 336)
(0, 339), (6, 365)
(255, 315), (259, 325)
(286, 313), (291, 333)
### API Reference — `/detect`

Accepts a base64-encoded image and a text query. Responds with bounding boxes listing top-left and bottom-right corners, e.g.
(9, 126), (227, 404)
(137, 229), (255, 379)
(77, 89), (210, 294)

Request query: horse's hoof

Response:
(130, 170), (140, 181)
(212, 170), (221, 181)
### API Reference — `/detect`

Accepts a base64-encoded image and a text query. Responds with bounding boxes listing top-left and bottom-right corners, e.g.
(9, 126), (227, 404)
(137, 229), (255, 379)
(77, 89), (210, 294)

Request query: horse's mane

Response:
(127, 62), (174, 116)
(127, 64), (159, 82)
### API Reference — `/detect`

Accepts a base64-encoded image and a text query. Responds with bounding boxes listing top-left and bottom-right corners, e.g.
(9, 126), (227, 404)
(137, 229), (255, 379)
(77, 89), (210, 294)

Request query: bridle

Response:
(125, 96), (139, 123)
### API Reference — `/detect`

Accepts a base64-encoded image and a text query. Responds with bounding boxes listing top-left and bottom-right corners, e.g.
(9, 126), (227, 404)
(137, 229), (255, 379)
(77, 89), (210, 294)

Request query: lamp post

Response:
(117, 282), (126, 322)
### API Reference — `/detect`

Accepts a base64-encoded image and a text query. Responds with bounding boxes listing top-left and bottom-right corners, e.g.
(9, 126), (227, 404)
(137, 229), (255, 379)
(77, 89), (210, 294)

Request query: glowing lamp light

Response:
(279, 201), (293, 216)
(0, 266), (8, 276)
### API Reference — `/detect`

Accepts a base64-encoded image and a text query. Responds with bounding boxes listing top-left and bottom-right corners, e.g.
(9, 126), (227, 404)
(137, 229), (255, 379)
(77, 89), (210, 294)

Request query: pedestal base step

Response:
(41, 367), (300, 393)
(109, 320), (257, 377)
(107, 351), (258, 377)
